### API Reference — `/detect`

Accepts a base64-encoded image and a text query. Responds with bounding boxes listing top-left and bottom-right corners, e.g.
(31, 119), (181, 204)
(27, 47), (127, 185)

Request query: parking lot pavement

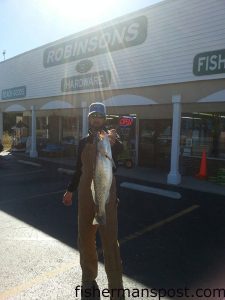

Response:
(1, 158), (225, 299)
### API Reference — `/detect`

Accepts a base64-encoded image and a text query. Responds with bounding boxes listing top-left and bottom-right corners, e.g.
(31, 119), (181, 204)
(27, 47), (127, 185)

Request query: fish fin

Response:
(104, 152), (116, 168)
(91, 180), (95, 201)
(93, 214), (106, 225)
(111, 158), (116, 169)
(98, 148), (106, 156)
(105, 193), (110, 204)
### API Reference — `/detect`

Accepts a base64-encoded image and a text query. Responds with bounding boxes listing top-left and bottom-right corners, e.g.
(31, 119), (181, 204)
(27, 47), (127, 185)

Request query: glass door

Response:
(139, 119), (172, 169)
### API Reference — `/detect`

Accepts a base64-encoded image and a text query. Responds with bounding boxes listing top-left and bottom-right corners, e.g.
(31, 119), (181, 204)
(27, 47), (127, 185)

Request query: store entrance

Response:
(106, 114), (136, 168)
(139, 119), (172, 169)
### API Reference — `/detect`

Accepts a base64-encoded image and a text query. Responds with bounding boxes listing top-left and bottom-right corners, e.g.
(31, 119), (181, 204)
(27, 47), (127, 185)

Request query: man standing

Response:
(63, 102), (125, 300)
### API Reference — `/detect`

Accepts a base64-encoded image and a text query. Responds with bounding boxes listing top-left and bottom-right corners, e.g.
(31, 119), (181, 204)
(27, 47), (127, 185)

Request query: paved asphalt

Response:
(0, 153), (225, 300)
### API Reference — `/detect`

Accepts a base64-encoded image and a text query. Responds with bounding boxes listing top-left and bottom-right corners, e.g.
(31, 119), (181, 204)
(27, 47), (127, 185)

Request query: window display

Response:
(181, 112), (225, 158)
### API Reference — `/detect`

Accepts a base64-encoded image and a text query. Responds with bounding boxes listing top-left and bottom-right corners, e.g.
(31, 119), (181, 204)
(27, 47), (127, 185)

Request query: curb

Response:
(120, 182), (182, 199)
(13, 153), (76, 171)
(17, 160), (42, 167)
(57, 168), (75, 175)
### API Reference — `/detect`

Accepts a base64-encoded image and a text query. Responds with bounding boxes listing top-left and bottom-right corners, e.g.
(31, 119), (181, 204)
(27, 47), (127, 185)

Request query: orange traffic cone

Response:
(196, 149), (207, 179)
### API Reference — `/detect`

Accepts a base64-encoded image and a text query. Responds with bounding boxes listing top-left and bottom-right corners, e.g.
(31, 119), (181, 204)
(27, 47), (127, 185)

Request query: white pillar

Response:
(0, 110), (3, 142)
(167, 95), (182, 185)
(82, 101), (88, 138)
(30, 105), (38, 158)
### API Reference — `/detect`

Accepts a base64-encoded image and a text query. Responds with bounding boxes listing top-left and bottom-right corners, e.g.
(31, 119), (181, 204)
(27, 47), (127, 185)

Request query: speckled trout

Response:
(91, 130), (115, 225)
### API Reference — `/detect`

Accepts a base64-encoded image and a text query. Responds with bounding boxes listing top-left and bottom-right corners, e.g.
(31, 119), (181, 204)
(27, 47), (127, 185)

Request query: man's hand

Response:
(63, 191), (73, 206)
(108, 129), (117, 146)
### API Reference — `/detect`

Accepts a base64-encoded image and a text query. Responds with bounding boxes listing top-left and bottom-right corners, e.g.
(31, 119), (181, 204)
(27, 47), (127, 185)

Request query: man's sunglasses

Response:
(90, 114), (105, 119)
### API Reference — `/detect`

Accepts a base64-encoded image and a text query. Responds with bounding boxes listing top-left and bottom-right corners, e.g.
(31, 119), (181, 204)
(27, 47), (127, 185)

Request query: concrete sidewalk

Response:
(4, 150), (225, 197)
(117, 166), (225, 196)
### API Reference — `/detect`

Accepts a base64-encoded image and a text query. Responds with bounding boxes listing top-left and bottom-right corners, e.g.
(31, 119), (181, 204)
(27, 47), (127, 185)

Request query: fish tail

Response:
(93, 213), (106, 225)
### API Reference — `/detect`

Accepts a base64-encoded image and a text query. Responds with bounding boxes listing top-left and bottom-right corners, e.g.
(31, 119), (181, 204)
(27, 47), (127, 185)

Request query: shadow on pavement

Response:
(1, 160), (225, 299)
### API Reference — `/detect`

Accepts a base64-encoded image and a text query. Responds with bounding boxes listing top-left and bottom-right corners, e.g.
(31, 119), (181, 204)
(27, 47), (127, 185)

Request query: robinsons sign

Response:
(43, 15), (148, 68)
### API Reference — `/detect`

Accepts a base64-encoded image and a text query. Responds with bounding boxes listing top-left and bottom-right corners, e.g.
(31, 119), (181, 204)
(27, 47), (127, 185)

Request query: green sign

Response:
(44, 15), (148, 68)
(61, 70), (111, 92)
(193, 49), (225, 76)
(1, 86), (26, 100)
(76, 59), (93, 73)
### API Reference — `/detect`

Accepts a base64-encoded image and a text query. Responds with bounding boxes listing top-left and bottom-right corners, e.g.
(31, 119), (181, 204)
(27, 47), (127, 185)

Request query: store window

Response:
(36, 117), (47, 138)
(181, 112), (225, 159)
(139, 119), (172, 168)
(106, 115), (136, 168)
(61, 116), (79, 157)
(61, 116), (79, 145)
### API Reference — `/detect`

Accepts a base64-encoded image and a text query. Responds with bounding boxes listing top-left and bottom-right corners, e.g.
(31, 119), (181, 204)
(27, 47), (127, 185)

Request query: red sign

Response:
(119, 117), (133, 127)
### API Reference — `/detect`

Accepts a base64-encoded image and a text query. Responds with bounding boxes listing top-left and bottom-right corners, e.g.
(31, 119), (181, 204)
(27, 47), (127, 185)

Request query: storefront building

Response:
(0, 0), (225, 184)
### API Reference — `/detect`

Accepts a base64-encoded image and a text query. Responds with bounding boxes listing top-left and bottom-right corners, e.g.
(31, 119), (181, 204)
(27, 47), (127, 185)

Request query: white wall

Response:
(0, 0), (225, 101)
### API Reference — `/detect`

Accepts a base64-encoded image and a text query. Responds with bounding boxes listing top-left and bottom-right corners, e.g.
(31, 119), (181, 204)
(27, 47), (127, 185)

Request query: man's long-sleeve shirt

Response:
(66, 129), (123, 193)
